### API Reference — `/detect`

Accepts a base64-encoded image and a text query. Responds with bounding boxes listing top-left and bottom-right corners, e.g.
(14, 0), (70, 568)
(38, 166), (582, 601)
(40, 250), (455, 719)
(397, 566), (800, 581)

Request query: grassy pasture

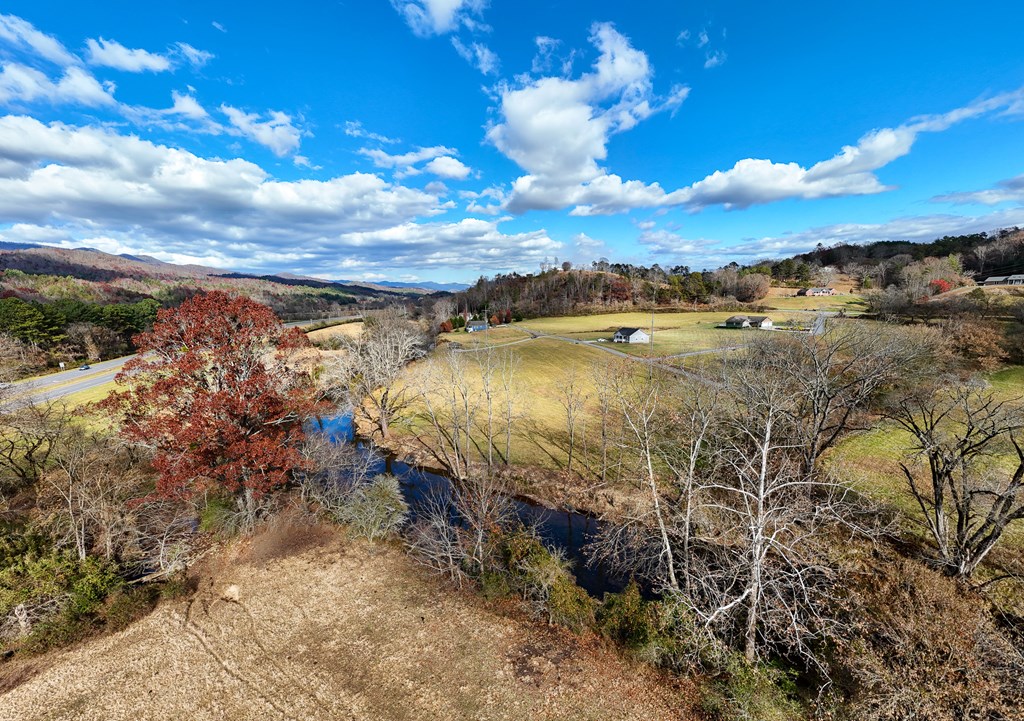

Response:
(827, 365), (1024, 551)
(396, 337), (620, 472)
(518, 311), (802, 357)
(439, 326), (532, 348)
(762, 294), (868, 313)
(306, 321), (364, 343)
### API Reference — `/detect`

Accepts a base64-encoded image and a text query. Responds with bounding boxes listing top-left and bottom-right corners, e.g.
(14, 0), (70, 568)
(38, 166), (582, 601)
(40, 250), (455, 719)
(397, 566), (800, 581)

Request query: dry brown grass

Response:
(306, 321), (364, 343)
(0, 521), (697, 721)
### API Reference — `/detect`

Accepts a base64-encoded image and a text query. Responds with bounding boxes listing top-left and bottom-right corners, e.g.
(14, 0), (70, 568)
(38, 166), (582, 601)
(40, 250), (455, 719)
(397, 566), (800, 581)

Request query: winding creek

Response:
(315, 413), (624, 597)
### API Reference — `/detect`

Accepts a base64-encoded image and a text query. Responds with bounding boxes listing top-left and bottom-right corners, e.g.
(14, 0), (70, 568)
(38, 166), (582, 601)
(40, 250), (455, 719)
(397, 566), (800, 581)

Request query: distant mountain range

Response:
(0, 241), (467, 294)
(335, 279), (469, 292)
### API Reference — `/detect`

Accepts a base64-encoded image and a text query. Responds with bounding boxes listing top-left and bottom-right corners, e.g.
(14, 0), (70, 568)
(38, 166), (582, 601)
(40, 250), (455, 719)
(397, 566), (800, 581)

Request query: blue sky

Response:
(0, 1), (1022, 283)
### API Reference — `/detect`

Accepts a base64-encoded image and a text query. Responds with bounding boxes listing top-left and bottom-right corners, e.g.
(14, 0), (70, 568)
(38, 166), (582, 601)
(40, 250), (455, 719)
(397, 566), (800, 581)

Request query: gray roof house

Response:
(748, 316), (773, 329)
(985, 275), (1024, 285)
(466, 320), (489, 332)
(724, 315), (750, 328)
(613, 327), (650, 344)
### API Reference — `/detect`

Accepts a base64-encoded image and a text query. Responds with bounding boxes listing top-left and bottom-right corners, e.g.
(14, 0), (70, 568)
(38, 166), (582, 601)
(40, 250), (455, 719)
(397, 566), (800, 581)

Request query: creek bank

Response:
(335, 413), (630, 597)
(350, 412), (644, 521)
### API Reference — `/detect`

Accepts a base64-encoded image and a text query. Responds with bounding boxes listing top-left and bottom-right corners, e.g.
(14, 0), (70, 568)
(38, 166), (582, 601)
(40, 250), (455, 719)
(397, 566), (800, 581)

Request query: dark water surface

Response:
(315, 414), (623, 597)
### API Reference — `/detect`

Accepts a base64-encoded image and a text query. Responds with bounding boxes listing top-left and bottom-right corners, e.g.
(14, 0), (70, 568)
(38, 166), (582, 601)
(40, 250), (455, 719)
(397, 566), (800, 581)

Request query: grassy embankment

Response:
(826, 365), (1024, 556)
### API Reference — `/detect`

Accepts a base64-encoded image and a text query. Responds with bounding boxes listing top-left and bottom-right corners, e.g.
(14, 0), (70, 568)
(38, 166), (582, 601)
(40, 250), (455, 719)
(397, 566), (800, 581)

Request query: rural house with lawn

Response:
(724, 315), (751, 328)
(798, 287), (836, 296)
(466, 320), (488, 333)
(613, 327), (650, 343)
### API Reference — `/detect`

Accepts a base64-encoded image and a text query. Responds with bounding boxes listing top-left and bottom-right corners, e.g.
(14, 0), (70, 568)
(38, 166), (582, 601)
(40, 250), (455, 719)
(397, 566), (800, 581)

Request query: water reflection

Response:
(314, 414), (622, 597)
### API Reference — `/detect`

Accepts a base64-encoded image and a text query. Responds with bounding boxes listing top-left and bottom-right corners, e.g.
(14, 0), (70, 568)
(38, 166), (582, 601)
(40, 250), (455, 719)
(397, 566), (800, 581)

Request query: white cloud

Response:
(167, 90), (208, 119)
(531, 36), (560, 74)
(0, 115), (563, 276)
(677, 89), (1024, 212)
(212, 21), (227, 33)
(424, 156), (471, 179)
(697, 29), (709, 48)
(676, 29), (690, 45)
(704, 51), (727, 69)
(460, 185), (506, 215)
(489, 23), (690, 215)
(220, 105), (302, 156)
(638, 209), (1024, 269)
(360, 145), (457, 169)
(85, 37), (171, 72)
(572, 232), (604, 251)
(0, 14), (77, 67)
(174, 43), (214, 69)
(933, 174), (1024, 206)
(293, 155), (322, 170)
(344, 120), (399, 144)
(451, 37), (498, 75)
(0, 63), (116, 107)
(390, 0), (487, 36)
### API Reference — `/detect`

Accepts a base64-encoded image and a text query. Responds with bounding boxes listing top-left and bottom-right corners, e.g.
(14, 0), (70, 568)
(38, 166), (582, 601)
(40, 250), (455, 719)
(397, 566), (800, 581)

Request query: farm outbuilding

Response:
(983, 275), (1024, 286)
(613, 327), (650, 344)
(748, 316), (773, 329)
(724, 315), (750, 328)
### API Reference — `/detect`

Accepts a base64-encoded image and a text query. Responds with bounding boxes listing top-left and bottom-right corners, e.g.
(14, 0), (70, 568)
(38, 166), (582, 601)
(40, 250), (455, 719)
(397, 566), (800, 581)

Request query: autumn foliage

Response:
(103, 292), (323, 501)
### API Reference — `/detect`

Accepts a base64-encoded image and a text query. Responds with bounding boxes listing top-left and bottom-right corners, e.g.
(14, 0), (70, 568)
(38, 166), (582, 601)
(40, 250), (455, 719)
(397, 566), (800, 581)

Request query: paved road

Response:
(5, 355), (134, 407)
(5, 315), (360, 408)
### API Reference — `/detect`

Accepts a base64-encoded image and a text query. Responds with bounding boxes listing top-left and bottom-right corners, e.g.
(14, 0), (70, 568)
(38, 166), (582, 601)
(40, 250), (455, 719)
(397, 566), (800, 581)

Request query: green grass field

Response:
(762, 294), (868, 312)
(517, 311), (805, 357)
(395, 337), (619, 473)
(988, 365), (1024, 400)
(439, 326), (533, 348)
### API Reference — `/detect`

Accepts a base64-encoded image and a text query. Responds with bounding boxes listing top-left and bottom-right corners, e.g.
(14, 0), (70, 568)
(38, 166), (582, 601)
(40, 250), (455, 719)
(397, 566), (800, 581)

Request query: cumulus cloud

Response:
(676, 88), (1024, 212)
(0, 13), (77, 67)
(451, 37), (498, 75)
(167, 90), (209, 119)
(0, 63), (116, 107)
(390, 0), (487, 36)
(220, 105), (302, 157)
(933, 174), (1024, 206)
(85, 37), (171, 72)
(0, 115), (557, 276)
(424, 156), (471, 179)
(489, 22), (690, 215)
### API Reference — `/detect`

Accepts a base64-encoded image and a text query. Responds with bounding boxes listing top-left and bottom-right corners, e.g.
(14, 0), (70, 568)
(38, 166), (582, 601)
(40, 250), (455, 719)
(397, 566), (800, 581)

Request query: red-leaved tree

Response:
(103, 292), (323, 511)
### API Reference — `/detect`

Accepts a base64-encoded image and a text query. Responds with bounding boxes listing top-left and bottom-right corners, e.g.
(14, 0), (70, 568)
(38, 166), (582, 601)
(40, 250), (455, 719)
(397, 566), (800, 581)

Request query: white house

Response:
(466, 320), (488, 333)
(748, 316), (773, 329)
(724, 315), (750, 328)
(613, 327), (650, 344)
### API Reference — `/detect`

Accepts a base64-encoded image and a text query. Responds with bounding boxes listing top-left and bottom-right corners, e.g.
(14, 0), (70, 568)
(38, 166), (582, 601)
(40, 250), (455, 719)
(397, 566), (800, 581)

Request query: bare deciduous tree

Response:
(499, 348), (521, 465)
(332, 306), (426, 439)
(0, 399), (71, 491)
(693, 368), (841, 665)
(607, 362), (679, 591)
(414, 347), (478, 478)
(884, 379), (1024, 578)
(559, 364), (590, 476)
(746, 322), (941, 476)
